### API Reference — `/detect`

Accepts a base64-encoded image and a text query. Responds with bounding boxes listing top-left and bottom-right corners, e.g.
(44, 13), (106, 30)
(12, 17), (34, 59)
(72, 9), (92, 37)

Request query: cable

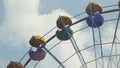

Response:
(116, 35), (120, 68)
(33, 61), (39, 68)
(19, 47), (32, 62)
(58, 53), (76, 68)
(98, 27), (104, 68)
(43, 46), (65, 68)
(71, 36), (87, 68)
(115, 37), (118, 65)
(102, 4), (117, 8)
(71, 12), (86, 19)
(58, 42), (120, 68)
(110, 56), (118, 68)
(74, 26), (89, 33)
(48, 41), (62, 51)
(104, 19), (117, 22)
(92, 27), (98, 68)
(42, 26), (56, 37)
(117, 54), (120, 68)
(80, 54), (120, 68)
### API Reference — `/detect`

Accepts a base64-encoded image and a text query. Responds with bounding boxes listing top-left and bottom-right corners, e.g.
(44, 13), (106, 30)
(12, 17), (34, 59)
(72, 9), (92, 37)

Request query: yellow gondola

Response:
(86, 2), (102, 15)
(118, 0), (120, 8)
(7, 61), (24, 68)
(29, 35), (46, 47)
(56, 16), (72, 29)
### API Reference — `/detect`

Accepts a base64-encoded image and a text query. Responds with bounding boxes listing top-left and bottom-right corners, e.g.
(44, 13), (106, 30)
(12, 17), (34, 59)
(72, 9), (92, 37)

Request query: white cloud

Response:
(0, 0), (72, 49)
(1, 0), (120, 68)
(0, 0), (77, 68)
(0, 58), (6, 68)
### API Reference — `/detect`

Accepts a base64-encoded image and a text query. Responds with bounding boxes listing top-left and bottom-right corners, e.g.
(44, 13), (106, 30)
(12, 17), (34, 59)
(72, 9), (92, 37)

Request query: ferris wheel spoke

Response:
(115, 42), (118, 64)
(42, 46), (65, 68)
(107, 11), (120, 68)
(58, 15), (87, 68)
(19, 47), (32, 63)
(116, 36), (120, 68)
(48, 41), (62, 51)
(12, 1), (120, 68)
(117, 55), (120, 68)
(98, 27), (104, 68)
(111, 57), (118, 68)
(70, 36), (87, 68)
(62, 26), (87, 68)
(89, 2), (98, 67)
(33, 61), (40, 68)
(92, 28), (98, 68)
(102, 4), (117, 8)
(74, 26), (89, 33)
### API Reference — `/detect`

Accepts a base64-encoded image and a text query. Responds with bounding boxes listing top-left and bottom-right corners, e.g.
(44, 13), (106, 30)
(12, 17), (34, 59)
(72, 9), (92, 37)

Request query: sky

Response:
(0, 0), (120, 68)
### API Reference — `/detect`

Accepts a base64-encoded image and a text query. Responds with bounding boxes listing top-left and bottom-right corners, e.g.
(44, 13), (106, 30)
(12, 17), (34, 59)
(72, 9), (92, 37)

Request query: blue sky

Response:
(0, 0), (120, 68)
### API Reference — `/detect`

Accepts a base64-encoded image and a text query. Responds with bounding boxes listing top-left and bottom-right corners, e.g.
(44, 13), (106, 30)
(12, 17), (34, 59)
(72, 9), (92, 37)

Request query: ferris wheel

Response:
(7, 1), (120, 68)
